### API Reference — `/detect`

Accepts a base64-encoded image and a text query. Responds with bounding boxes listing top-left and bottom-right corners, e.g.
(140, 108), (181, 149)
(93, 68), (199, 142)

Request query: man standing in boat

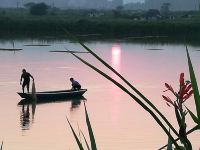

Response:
(20, 69), (34, 93)
(70, 77), (81, 90)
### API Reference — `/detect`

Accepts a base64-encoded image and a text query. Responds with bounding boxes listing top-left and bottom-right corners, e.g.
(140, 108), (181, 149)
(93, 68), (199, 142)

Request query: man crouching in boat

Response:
(20, 69), (34, 93)
(70, 77), (81, 90)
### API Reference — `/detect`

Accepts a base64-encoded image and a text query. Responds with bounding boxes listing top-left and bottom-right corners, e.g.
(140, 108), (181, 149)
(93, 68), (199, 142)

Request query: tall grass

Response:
(52, 34), (180, 149)
(67, 102), (96, 150)
(58, 32), (200, 149)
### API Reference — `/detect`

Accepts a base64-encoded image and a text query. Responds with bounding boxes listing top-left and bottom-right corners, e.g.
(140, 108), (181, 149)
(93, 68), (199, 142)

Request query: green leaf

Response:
(175, 106), (182, 127)
(66, 117), (84, 150)
(174, 146), (186, 150)
(65, 49), (180, 149)
(186, 107), (200, 125)
(62, 31), (179, 137)
(167, 129), (173, 150)
(186, 47), (200, 118)
(84, 102), (97, 150)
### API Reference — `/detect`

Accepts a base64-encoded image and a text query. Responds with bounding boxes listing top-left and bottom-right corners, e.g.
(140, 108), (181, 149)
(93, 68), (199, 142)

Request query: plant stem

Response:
(158, 125), (199, 150)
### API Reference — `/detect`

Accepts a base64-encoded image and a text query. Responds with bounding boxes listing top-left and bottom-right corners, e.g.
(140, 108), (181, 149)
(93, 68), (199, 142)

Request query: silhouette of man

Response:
(20, 69), (34, 93)
(70, 78), (81, 90)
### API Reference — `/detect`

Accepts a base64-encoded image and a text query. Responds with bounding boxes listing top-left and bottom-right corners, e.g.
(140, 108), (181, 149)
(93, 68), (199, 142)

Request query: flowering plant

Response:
(162, 73), (193, 149)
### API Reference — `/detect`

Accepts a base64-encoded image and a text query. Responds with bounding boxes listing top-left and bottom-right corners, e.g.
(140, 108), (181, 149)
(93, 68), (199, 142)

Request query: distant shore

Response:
(1, 14), (200, 37)
(1, 12), (200, 45)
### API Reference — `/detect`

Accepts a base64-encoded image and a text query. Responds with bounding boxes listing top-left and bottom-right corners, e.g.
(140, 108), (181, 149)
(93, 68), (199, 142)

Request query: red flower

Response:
(179, 82), (193, 102)
(162, 73), (193, 107)
(163, 83), (175, 95)
(179, 73), (184, 87)
(162, 95), (174, 106)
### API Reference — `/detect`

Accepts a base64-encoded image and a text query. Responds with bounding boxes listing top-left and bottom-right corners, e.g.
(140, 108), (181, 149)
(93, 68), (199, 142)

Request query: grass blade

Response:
(159, 125), (199, 150)
(81, 130), (91, 150)
(186, 107), (200, 125)
(83, 102), (97, 150)
(186, 47), (200, 119)
(62, 31), (179, 137)
(66, 116), (84, 150)
(167, 129), (173, 150)
(66, 50), (180, 149)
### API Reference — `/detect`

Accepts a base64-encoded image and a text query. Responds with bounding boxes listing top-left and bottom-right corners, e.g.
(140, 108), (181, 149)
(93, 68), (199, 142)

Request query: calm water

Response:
(0, 39), (200, 150)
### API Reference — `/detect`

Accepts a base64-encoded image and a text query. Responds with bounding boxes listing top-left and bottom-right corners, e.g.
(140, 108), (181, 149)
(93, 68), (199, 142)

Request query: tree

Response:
(30, 3), (48, 16)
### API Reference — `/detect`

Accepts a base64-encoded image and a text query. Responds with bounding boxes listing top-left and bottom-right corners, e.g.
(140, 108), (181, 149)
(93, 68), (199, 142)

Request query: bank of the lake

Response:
(1, 14), (200, 38)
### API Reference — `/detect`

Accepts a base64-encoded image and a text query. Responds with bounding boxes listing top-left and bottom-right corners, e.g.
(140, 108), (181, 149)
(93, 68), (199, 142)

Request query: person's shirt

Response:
(21, 72), (32, 82)
(72, 80), (80, 87)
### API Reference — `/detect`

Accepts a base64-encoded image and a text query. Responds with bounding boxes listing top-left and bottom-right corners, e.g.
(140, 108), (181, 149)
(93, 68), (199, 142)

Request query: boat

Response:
(17, 89), (87, 104)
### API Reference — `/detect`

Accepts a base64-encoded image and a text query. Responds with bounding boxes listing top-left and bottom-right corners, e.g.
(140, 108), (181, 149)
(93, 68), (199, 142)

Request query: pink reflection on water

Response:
(111, 44), (121, 73)
(110, 44), (122, 123)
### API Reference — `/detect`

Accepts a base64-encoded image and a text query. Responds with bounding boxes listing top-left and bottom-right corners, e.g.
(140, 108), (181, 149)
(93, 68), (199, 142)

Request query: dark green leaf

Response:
(174, 146), (186, 150)
(186, 47), (200, 118)
(66, 50), (180, 149)
(167, 129), (173, 150)
(186, 107), (200, 125)
(64, 32), (179, 137)
(84, 102), (97, 150)
(66, 117), (84, 150)
(175, 106), (182, 127)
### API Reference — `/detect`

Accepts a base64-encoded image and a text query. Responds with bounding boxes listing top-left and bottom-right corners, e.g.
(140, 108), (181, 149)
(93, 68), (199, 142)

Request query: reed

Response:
(57, 32), (200, 149)
(67, 102), (97, 150)
(186, 47), (200, 124)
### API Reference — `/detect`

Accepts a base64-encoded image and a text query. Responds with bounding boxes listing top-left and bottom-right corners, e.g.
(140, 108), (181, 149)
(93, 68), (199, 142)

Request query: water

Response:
(0, 39), (200, 149)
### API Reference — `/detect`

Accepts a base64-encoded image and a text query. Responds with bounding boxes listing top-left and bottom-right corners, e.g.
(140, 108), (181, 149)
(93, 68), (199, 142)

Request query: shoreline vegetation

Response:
(1, 8), (200, 42)
(1, 17), (200, 37)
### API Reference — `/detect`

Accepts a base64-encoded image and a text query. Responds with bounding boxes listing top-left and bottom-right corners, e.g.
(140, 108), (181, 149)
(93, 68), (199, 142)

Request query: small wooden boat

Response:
(17, 89), (87, 101)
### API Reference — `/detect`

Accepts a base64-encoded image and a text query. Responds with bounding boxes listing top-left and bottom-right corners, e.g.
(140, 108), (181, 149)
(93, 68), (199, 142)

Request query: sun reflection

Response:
(110, 44), (122, 123)
(111, 44), (121, 72)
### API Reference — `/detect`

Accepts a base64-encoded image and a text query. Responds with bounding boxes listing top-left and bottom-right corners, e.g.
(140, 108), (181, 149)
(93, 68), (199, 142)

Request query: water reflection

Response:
(111, 44), (122, 123)
(19, 96), (85, 130)
(70, 99), (82, 110)
(19, 96), (37, 131)
(111, 44), (121, 72)
(20, 105), (31, 130)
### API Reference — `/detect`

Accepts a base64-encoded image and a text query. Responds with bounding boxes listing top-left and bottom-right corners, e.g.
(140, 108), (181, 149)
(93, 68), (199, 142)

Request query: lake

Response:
(0, 38), (200, 149)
